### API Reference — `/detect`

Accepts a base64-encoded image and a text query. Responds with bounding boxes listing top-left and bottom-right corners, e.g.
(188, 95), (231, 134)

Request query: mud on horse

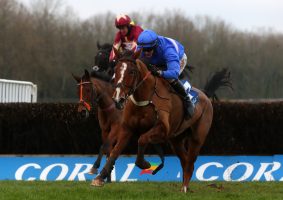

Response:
(73, 70), (120, 183)
(92, 49), (231, 192)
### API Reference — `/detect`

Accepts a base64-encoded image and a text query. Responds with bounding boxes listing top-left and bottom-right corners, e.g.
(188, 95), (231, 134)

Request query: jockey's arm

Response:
(131, 41), (138, 52)
(109, 33), (122, 62)
(161, 60), (180, 79)
(160, 49), (180, 80)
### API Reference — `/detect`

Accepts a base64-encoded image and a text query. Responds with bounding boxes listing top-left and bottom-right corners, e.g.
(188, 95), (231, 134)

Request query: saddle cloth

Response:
(181, 80), (199, 105)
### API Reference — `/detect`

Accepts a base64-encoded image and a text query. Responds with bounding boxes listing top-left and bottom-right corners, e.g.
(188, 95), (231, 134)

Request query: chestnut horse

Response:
(73, 69), (166, 183)
(92, 50), (231, 192)
(73, 70), (120, 182)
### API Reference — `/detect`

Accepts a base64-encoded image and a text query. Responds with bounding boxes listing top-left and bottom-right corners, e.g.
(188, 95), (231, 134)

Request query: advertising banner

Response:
(0, 155), (282, 181)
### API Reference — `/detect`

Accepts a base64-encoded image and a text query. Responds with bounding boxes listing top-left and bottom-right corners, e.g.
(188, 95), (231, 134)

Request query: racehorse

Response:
(92, 49), (231, 192)
(93, 41), (114, 77)
(73, 69), (166, 183)
(73, 70), (120, 183)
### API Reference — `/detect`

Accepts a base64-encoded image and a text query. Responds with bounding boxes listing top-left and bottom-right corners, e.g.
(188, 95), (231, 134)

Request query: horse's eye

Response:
(129, 70), (135, 75)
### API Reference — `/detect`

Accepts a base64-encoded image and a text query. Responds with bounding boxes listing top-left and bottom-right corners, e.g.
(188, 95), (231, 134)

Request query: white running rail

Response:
(0, 79), (37, 103)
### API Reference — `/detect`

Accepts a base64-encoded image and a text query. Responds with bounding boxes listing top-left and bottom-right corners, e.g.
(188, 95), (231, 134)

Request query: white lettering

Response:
(40, 163), (68, 181)
(68, 164), (93, 181)
(15, 163), (41, 181)
(111, 165), (116, 182)
(120, 163), (137, 182)
(196, 162), (223, 181)
(223, 162), (253, 181)
(253, 162), (281, 181)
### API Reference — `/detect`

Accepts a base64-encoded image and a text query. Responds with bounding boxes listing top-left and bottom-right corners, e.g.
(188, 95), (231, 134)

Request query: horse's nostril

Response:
(114, 98), (125, 110)
(115, 102), (124, 110)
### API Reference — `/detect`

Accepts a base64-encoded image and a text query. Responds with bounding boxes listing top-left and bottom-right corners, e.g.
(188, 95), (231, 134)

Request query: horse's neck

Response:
(91, 78), (114, 110)
(133, 60), (155, 101)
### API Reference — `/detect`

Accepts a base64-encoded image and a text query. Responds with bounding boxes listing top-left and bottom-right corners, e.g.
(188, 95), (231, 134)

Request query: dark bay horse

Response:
(73, 70), (121, 183)
(93, 41), (114, 77)
(92, 50), (231, 192)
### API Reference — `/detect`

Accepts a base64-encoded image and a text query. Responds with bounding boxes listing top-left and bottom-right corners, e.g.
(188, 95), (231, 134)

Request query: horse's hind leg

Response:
(169, 133), (188, 184)
(182, 105), (213, 192)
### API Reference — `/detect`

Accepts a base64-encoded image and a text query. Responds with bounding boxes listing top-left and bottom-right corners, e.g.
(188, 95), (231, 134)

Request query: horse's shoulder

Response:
(156, 78), (174, 94)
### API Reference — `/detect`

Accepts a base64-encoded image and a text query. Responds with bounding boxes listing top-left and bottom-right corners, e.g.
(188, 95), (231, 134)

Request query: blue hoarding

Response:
(0, 155), (283, 181)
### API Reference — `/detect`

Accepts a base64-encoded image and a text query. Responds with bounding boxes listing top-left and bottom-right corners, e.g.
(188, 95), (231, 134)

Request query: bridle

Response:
(114, 58), (151, 102)
(77, 80), (93, 111)
(77, 79), (114, 112)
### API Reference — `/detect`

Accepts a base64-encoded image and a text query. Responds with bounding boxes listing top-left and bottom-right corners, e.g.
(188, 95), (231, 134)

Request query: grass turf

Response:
(0, 181), (282, 200)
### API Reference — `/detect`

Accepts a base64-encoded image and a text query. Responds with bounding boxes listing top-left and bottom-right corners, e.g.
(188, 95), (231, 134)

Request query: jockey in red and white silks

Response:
(109, 14), (143, 62)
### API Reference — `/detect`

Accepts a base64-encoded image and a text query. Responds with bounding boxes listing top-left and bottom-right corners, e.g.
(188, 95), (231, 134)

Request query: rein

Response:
(129, 72), (156, 107)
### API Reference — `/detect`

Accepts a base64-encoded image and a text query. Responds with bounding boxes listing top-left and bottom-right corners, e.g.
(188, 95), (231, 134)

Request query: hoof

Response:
(181, 186), (188, 193)
(88, 167), (98, 175)
(91, 177), (105, 187)
(135, 159), (151, 169)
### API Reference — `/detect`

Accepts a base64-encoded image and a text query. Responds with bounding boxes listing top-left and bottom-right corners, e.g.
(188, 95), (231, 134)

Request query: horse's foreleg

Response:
(89, 145), (104, 174)
(104, 127), (119, 183)
(135, 123), (166, 170)
(151, 144), (165, 175)
(89, 131), (110, 175)
(91, 127), (132, 187)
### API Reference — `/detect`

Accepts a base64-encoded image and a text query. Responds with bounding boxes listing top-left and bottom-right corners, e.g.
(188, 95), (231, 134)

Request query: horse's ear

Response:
(133, 48), (142, 60)
(84, 69), (90, 79)
(97, 41), (101, 49)
(113, 46), (120, 59)
(72, 73), (81, 83)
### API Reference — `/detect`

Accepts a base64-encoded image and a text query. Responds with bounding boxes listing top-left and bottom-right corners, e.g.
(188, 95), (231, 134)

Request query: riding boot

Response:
(170, 79), (195, 119)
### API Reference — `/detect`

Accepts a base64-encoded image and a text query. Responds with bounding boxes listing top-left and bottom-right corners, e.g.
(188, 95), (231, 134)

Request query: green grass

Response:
(0, 181), (282, 200)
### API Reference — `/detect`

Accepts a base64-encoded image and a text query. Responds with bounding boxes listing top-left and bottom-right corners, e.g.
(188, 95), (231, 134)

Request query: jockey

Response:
(109, 14), (143, 62)
(137, 29), (194, 119)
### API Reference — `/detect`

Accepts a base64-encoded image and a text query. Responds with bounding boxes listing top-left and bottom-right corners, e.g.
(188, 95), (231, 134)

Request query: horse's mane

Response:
(120, 50), (135, 59)
(99, 43), (112, 51)
(90, 70), (112, 82)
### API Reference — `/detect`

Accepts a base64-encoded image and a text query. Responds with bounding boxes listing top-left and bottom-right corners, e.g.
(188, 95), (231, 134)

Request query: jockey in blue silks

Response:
(137, 29), (194, 119)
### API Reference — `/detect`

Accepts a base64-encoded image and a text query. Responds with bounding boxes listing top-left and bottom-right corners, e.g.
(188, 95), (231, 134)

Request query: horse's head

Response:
(112, 49), (142, 109)
(93, 41), (112, 71)
(72, 69), (96, 118)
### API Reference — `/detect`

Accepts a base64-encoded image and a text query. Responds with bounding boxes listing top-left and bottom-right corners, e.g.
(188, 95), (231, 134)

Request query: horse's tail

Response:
(203, 68), (233, 101)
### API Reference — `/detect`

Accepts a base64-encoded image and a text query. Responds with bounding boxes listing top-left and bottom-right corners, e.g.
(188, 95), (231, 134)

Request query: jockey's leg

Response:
(170, 79), (195, 119)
